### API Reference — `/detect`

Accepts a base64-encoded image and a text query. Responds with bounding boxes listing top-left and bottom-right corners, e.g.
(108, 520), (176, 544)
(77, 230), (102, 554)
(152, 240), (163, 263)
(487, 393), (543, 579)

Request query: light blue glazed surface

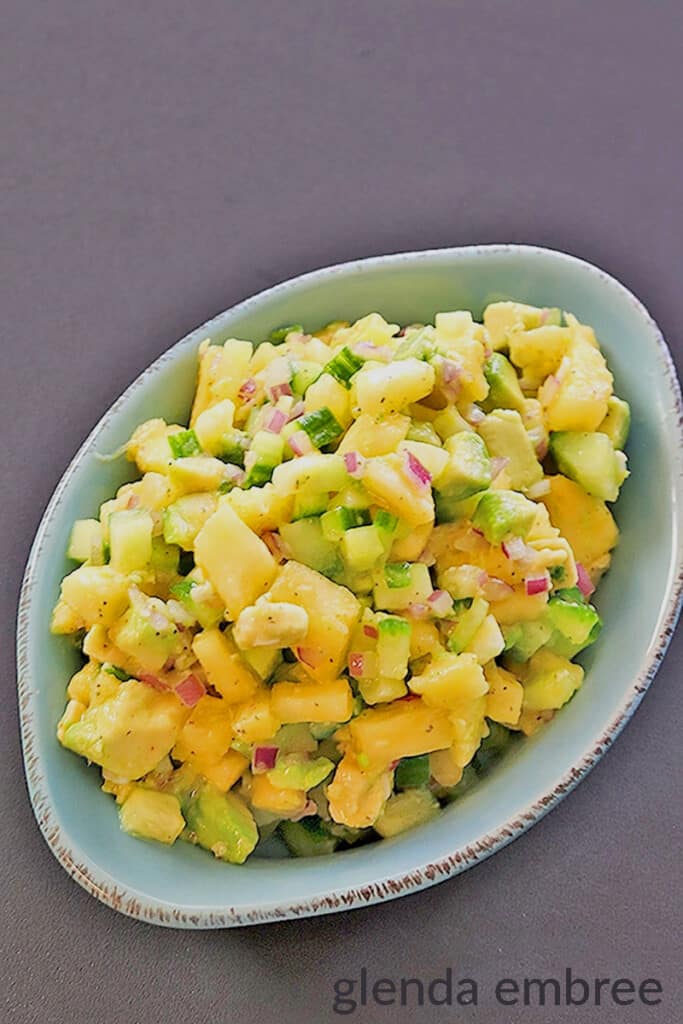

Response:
(17, 246), (683, 927)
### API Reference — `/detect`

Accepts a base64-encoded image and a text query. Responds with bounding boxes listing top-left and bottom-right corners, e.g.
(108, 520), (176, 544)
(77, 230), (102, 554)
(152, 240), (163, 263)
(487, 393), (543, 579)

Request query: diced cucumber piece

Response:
(549, 430), (626, 501)
(447, 596), (489, 652)
(244, 430), (284, 487)
(292, 489), (328, 520)
(280, 817), (338, 857)
(373, 562), (432, 611)
(473, 721), (513, 774)
(395, 325), (435, 361)
(321, 506), (371, 542)
(482, 353), (526, 413)
(384, 562), (412, 589)
(279, 518), (342, 578)
(395, 753), (431, 790)
(373, 509), (399, 539)
(377, 615), (411, 678)
(109, 510), (153, 574)
(298, 407), (344, 448)
(597, 396), (630, 450)
(150, 538), (180, 577)
(168, 429), (202, 459)
(218, 428), (250, 467)
(291, 360), (323, 396)
(162, 493), (216, 550)
(340, 525), (385, 572)
(68, 519), (105, 564)
(472, 489), (537, 543)
(269, 323), (303, 344)
(324, 346), (364, 387)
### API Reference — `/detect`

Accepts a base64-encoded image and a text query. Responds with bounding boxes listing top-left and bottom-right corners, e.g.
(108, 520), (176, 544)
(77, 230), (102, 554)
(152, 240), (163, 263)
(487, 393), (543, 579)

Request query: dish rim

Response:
(16, 243), (683, 928)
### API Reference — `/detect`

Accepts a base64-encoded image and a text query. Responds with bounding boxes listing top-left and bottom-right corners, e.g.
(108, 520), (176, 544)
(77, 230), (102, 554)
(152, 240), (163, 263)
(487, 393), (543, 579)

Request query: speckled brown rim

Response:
(16, 245), (683, 928)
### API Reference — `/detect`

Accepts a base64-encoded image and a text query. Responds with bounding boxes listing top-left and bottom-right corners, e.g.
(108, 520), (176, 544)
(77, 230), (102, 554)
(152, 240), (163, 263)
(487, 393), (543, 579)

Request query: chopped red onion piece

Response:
(502, 536), (527, 560)
(175, 674), (205, 707)
(363, 624), (378, 639)
(535, 438), (549, 460)
(490, 455), (510, 480)
(262, 530), (285, 561)
(354, 341), (393, 362)
(481, 576), (515, 601)
(576, 562), (596, 597)
(126, 493), (141, 509)
(540, 374), (560, 404)
(439, 358), (461, 385)
(427, 589), (453, 616)
(404, 450), (432, 490)
(525, 575), (550, 596)
(527, 478), (551, 499)
(252, 746), (278, 773)
(406, 602), (430, 619)
(265, 408), (287, 434)
(287, 400), (305, 421)
(268, 381), (293, 402)
(296, 645), (322, 668)
(139, 673), (168, 692)
(288, 431), (314, 457)
(343, 451), (366, 479)
(223, 463), (246, 484)
(347, 652), (365, 678)
(238, 378), (257, 401)
(289, 797), (319, 822)
(465, 404), (486, 424)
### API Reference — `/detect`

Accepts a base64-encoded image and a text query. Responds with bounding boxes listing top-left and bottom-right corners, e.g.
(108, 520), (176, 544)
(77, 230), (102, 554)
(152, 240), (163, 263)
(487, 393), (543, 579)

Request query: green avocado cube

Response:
(183, 783), (258, 864)
(482, 353), (526, 413)
(434, 432), (492, 520)
(477, 409), (543, 492)
(549, 431), (627, 501)
(597, 396), (631, 450)
(472, 489), (537, 544)
(280, 817), (338, 857)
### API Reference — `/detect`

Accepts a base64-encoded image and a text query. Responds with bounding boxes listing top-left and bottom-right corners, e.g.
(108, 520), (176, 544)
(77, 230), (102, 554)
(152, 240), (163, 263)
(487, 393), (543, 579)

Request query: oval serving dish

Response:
(17, 245), (683, 928)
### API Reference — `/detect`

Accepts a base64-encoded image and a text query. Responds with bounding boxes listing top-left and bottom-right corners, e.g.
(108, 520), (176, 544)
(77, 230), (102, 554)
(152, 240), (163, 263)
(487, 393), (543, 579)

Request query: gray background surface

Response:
(2, 2), (681, 1022)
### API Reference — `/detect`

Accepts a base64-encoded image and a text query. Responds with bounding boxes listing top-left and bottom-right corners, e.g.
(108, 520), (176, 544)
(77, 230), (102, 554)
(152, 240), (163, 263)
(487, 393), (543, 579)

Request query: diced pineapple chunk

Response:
(59, 565), (130, 628)
(126, 419), (177, 474)
(191, 339), (253, 423)
(484, 663), (523, 726)
(270, 678), (354, 724)
(267, 561), (361, 680)
(541, 474), (618, 569)
(348, 698), (453, 764)
(173, 694), (234, 764)
(305, 372), (352, 428)
(363, 453), (435, 528)
(430, 747), (464, 787)
(517, 649), (584, 712)
(448, 695), (488, 766)
(231, 690), (281, 743)
(354, 358), (435, 416)
(194, 398), (235, 454)
(194, 503), (277, 620)
(119, 787), (185, 845)
(541, 339), (613, 431)
(326, 753), (394, 828)
(227, 484), (293, 534)
(192, 629), (259, 703)
(465, 615), (505, 665)
(250, 774), (307, 815)
(409, 653), (488, 708)
(337, 412), (410, 457)
(201, 750), (249, 792)
(508, 325), (571, 379)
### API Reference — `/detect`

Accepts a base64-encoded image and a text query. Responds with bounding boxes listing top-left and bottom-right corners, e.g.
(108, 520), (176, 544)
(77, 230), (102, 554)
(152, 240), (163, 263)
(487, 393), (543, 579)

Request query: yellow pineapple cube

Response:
(541, 339), (613, 431)
(194, 502), (277, 620)
(354, 358), (435, 416)
(267, 561), (361, 680)
(409, 652), (488, 708)
(227, 484), (293, 534)
(59, 565), (130, 629)
(270, 678), (354, 723)
(192, 629), (259, 703)
(250, 773), (307, 815)
(231, 689), (281, 743)
(172, 694), (233, 764)
(337, 412), (410, 457)
(363, 453), (435, 528)
(541, 474), (618, 568)
(348, 698), (453, 764)
(305, 372), (352, 428)
(326, 753), (394, 828)
(484, 663), (523, 726)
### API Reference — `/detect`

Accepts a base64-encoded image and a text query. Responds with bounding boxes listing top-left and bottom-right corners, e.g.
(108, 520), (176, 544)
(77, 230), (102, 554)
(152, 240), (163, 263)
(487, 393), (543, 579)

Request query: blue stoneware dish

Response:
(17, 245), (683, 928)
